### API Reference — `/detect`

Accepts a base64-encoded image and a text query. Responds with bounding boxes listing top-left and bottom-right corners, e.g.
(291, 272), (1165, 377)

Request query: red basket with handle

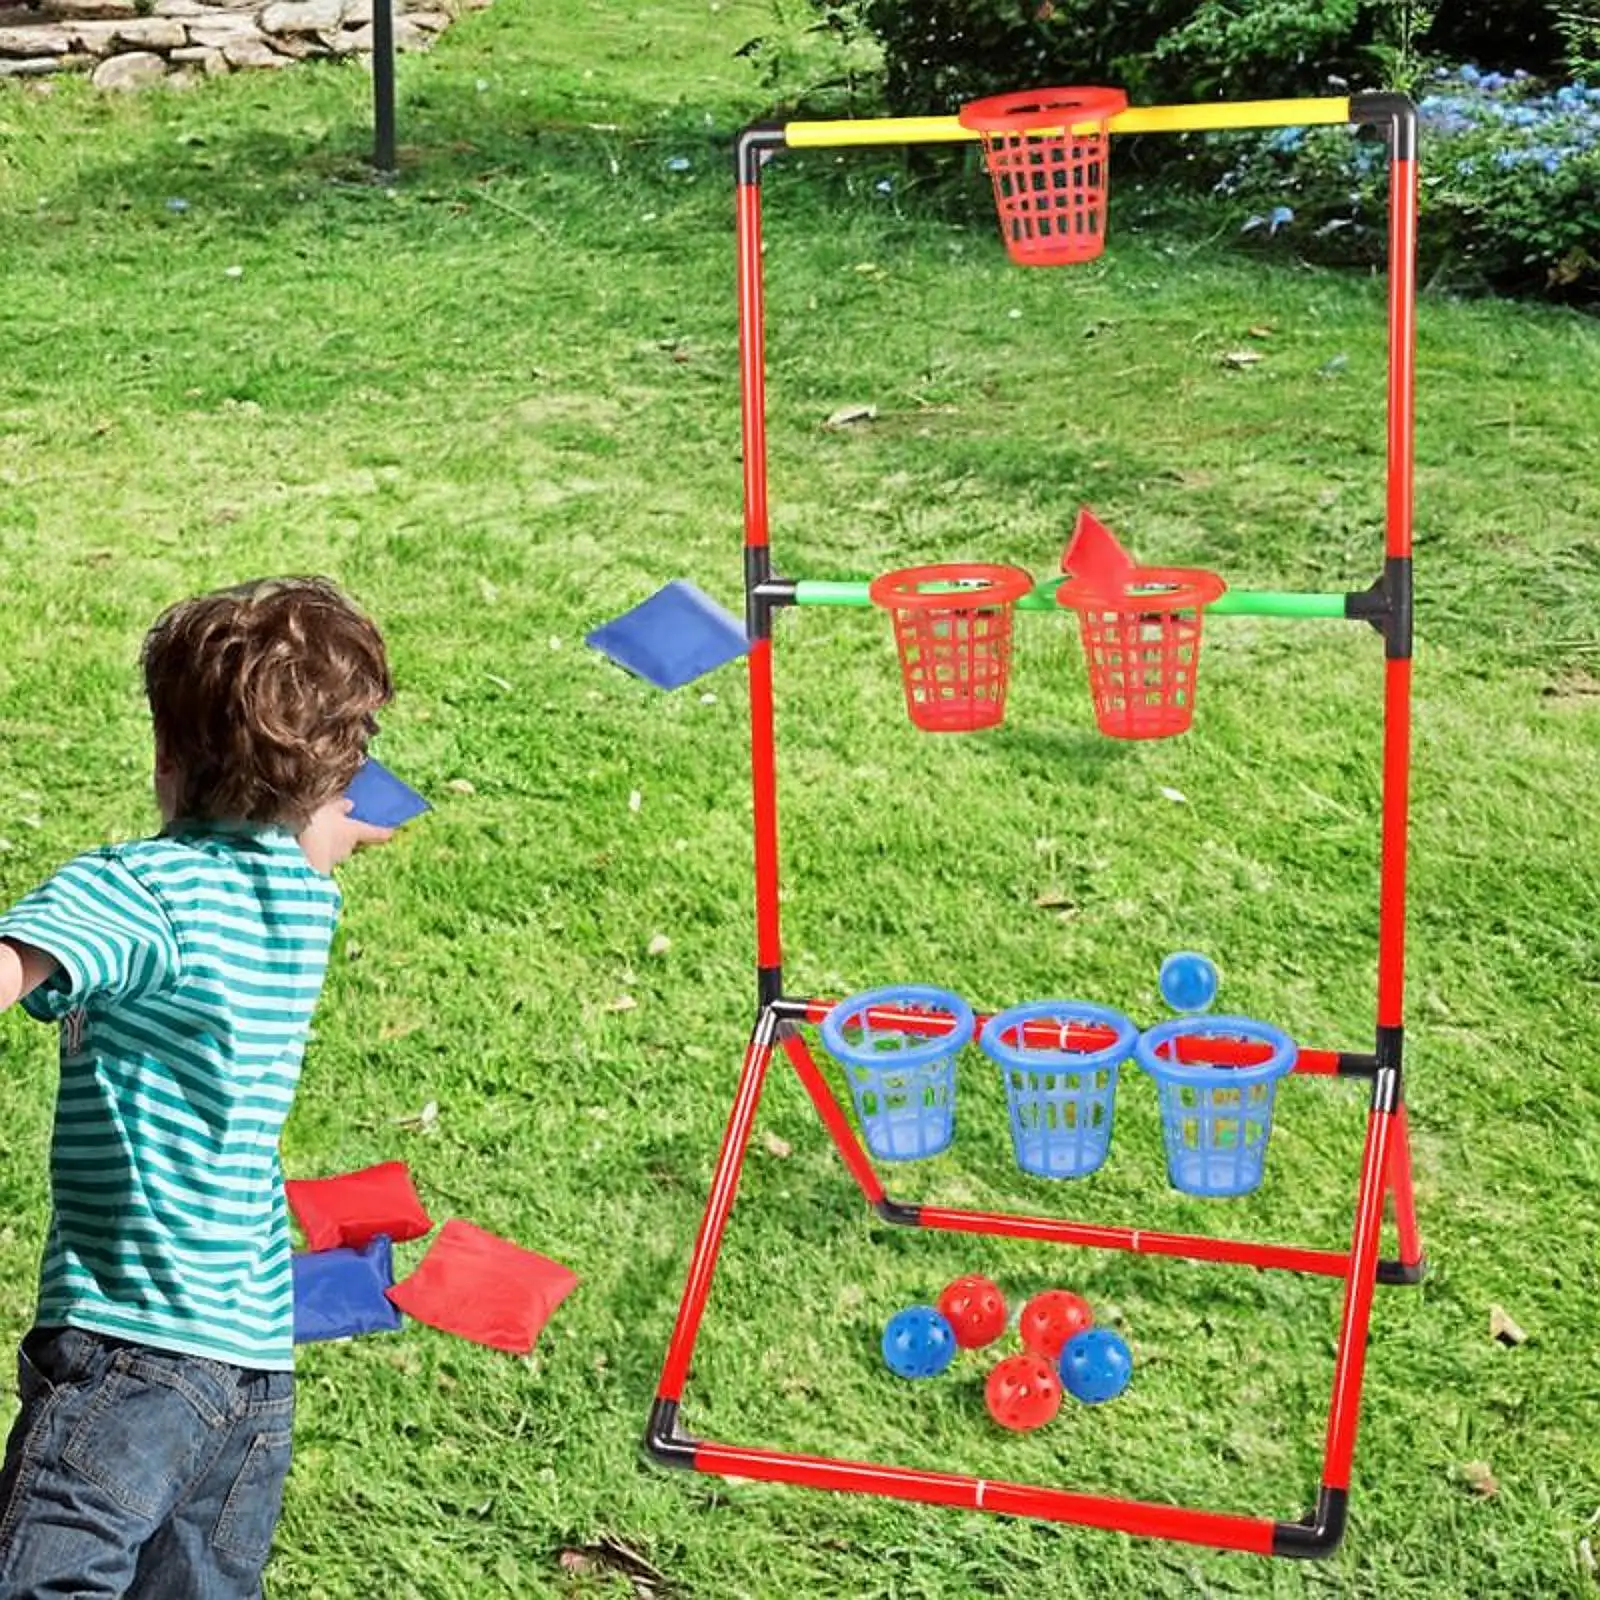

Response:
(957, 86), (1128, 267)
(869, 563), (1034, 733)
(1057, 567), (1227, 739)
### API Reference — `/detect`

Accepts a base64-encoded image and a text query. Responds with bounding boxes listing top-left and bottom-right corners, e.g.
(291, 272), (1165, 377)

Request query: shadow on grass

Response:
(985, 722), (1137, 787)
(29, 44), (999, 258)
(20, 42), (750, 231)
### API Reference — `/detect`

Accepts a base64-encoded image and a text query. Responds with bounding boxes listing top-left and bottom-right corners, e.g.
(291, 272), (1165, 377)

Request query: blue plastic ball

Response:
(1059, 1327), (1133, 1404)
(881, 1305), (958, 1380)
(1159, 951), (1219, 1014)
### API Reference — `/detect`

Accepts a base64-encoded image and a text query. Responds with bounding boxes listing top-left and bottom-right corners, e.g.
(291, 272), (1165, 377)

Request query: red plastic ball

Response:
(1018, 1290), (1094, 1361)
(984, 1352), (1062, 1431)
(937, 1274), (1007, 1349)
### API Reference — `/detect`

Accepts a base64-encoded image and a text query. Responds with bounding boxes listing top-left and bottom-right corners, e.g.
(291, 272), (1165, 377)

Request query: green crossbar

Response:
(790, 579), (1347, 620)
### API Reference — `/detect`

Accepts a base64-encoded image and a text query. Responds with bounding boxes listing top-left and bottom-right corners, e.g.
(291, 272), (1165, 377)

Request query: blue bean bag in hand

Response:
(293, 1234), (405, 1344)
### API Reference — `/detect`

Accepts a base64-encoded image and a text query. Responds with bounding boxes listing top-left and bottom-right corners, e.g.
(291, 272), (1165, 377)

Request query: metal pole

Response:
(372, 0), (396, 176)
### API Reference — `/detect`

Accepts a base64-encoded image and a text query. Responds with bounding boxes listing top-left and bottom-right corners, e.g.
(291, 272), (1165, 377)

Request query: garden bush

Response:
(763, 0), (1598, 113)
(1210, 67), (1600, 298)
(771, 0), (1414, 115)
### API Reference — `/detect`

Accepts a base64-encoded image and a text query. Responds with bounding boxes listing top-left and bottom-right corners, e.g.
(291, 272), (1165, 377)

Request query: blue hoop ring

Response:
(1135, 1016), (1297, 1087)
(979, 999), (1138, 1072)
(821, 984), (975, 1068)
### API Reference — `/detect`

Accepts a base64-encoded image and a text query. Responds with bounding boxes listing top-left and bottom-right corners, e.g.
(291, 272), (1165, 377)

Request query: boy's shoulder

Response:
(67, 830), (331, 904)
(65, 834), (217, 889)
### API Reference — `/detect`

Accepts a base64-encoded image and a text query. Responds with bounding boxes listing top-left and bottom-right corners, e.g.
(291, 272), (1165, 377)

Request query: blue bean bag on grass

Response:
(293, 1234), (405, 1344)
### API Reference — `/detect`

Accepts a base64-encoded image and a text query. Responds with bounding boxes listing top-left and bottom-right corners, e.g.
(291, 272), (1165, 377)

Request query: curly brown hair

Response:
(142, 577), (393, 829)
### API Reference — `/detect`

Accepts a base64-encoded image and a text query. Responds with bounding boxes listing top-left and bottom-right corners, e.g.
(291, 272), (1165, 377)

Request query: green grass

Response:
(3, 6), (1600, 1596)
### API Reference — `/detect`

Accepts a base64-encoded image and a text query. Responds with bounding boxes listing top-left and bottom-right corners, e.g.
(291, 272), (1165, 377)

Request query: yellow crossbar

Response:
(783, 98), (1351, 148)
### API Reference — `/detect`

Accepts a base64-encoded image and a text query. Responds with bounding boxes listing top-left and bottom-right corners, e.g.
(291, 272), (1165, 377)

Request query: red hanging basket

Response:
(869, 563), (1034, 733)
(957, 86), (1128, 267)
(1057, 567), (1227, 739)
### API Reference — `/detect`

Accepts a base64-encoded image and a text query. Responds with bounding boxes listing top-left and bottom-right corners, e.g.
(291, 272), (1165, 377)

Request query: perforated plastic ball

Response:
(880, 1306), (958, 1380)
(984, 1352), (1063, 1431)
(1159, 951), (1219, 1014)
(1019, 1290), (1094, 1361)
(1059, 1327), (1133, 1405)
(937, 1274), (1007, 1349)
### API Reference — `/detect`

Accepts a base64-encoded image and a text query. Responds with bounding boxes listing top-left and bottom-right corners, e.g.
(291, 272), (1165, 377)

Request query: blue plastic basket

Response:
(980, 1000), (1137, 1179)
(820, 985), (974, 1162)
(1135, 1016), (1297, 1197)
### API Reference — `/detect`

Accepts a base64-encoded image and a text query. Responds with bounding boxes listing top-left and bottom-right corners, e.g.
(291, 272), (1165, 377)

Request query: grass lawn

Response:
(3, 3), (1599, 1596)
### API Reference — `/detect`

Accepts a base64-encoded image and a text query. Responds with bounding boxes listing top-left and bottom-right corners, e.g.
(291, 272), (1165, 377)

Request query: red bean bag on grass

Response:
(286, 1160), (434, 1252)
(385, 1219), (580, 1354)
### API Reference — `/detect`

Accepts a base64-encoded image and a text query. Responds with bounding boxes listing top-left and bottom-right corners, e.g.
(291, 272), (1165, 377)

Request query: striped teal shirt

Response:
(0, 822), (340, 1370)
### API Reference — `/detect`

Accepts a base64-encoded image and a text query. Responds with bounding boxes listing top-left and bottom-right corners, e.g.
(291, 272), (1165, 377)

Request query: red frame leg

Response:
(1388, 1100), (1422, 1260)
(656, 1010), (781, 1404)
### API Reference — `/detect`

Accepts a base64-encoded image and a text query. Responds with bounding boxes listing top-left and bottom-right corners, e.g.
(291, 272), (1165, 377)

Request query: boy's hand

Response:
(298, 798), (395, 875)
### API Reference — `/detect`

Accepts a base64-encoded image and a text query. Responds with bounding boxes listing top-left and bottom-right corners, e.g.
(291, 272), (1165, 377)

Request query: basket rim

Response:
(957, 85), (1128, 135)
(979, 999), (1138, 1073)
(1135, 1015), (1297, 1088)
(821, 983), (976, 1070)
(869, 562), (1035, 613)
(1055, 565), (1228, 613)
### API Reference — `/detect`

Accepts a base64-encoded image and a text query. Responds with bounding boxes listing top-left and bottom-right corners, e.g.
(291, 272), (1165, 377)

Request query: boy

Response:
(0, 576), (395, 1599)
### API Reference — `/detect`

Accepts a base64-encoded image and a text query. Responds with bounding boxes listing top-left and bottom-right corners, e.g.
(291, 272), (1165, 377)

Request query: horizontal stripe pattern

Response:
(0, 824), (338, 1369)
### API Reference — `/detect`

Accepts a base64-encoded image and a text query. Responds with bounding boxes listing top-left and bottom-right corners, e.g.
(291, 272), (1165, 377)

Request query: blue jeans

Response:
(0, 1327), (294, 1600)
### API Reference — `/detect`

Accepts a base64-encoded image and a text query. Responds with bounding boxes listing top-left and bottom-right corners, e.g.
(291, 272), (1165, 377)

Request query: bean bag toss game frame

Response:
(644, 89), (1427, 1562)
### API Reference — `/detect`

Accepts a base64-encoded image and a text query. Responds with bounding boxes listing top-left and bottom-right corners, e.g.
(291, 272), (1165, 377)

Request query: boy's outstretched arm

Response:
(0, 938), (60, 1014)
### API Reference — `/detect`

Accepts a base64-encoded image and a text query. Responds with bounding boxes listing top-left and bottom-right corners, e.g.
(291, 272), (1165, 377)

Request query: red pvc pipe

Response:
(1377, 657), (1412, 1030)
(749, 638), (783, 971)
(693, 1441), (1277, 1555)
(657, 1013), (780, 1401)
(780, 1029), (887, 1205)
(1387, 1099), (1423, 1267)
(1377, 144), (1417, 1028)
(796, 998), (1346, 1075)
(1320, 1100), (1395, 1488)
(737, 178), (784, 974)
(1287, 1050), (1342, 1077)
(917, 1204), (1350, 1278)
(736, 182), (769, 550)
(1384, 153), (1418, 564)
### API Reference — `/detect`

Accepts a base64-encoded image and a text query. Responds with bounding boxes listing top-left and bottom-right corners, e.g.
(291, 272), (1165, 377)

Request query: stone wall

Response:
(0, 0), (478, 88)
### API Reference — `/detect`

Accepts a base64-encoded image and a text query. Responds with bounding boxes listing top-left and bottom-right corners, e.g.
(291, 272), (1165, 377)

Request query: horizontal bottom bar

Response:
(913, 1203), (1350, 1276)
(693, 1439), (1278, 1555)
